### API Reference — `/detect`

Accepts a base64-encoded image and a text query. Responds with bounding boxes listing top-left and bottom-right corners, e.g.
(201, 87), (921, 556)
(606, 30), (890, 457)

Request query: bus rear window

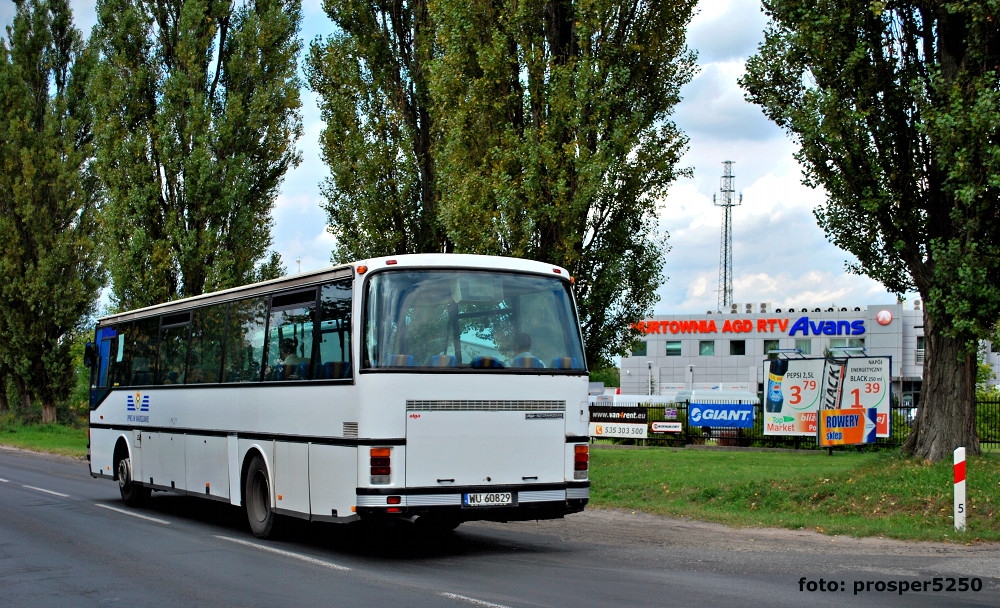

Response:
(364, 270), (586, 371)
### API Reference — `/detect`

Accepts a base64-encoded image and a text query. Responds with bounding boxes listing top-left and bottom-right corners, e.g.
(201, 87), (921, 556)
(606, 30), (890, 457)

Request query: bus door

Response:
(88, 326), (120, 409)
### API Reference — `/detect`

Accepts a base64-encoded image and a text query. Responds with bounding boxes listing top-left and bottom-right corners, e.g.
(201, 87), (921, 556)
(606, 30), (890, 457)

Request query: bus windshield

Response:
(364, 269), (586, 371)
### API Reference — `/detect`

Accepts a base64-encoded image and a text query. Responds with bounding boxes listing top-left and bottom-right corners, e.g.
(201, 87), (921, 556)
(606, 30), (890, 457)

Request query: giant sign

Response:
(688, 403), (755, 428)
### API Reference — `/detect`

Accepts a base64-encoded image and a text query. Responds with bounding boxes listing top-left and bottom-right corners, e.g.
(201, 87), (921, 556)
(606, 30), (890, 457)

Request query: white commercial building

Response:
(619, 300), (1000, 406)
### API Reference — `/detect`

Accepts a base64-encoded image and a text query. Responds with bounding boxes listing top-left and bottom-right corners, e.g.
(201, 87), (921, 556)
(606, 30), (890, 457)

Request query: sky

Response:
(2, 0), (913, 315)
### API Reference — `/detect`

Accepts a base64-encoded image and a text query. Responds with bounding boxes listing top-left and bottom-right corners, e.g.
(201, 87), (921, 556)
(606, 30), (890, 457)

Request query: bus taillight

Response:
(574, 445), (589, 479)
(370, 447), (391, 484)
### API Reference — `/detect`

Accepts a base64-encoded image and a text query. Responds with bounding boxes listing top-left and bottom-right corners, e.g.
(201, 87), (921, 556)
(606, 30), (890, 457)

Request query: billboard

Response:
(763, 358), (825, 436)
(823, 357), (891, 436)
(763, 356), (891, 438)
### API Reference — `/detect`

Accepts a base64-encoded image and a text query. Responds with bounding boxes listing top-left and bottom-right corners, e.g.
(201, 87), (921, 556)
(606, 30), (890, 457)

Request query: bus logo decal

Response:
(526, 413), (563, 420)
(127, 392), (150, 412)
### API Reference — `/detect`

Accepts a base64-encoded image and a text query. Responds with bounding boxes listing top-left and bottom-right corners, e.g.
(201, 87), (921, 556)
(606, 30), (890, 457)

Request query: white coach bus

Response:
(86, 254), (590, 537)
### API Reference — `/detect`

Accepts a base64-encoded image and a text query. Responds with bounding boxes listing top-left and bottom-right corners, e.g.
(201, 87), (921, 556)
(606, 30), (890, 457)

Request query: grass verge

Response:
(0, 422), (88, 459)
(590, 447), (1000, 543)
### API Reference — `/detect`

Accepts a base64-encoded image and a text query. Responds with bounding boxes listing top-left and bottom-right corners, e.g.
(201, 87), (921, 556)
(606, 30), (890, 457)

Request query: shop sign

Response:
(633, 316), (866, 337)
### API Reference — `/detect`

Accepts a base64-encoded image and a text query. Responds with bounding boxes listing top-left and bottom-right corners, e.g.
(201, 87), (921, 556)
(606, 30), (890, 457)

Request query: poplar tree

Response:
(305, 0), (450, 260)
(90, 0), (303, 310)
(429, 0), (694, 365)
(0, 0), (103, 422)
(741, 0), (1000, 461)
(307, 0), (696, 365)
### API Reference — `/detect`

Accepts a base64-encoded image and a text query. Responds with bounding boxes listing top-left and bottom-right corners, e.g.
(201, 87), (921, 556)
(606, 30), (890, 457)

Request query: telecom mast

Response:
(714, 161), (741, 312)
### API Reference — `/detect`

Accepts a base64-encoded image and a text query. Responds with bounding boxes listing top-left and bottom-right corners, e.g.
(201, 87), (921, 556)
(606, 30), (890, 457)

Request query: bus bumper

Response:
(355, 481), (589, 523)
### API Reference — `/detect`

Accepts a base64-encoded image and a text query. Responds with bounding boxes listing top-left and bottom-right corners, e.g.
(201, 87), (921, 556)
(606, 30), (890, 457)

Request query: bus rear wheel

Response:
(116, 454), (150, 507)
(245, 455), (278, 538)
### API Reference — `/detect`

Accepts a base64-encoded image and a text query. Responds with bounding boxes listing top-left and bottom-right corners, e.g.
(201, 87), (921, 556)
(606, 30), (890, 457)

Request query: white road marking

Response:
(23, 485), (69, 498)
(94, 503), (171, 524)
(439, 592), (512, 608)
(214, 535), (351, 571)
(0, 477), (9, 482)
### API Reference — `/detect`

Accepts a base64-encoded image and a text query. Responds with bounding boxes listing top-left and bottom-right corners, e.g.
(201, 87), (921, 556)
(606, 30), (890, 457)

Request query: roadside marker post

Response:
(954, 447), (966, 532)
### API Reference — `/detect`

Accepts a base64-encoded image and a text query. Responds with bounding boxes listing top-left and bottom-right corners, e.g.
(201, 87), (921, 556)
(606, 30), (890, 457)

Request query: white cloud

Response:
(674, 61), (778, 143)
(688, 0), (768, 64)
(651, 0), (908, 315)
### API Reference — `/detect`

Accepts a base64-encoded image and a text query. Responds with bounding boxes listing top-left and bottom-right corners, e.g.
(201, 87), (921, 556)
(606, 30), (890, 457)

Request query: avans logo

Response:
(788, 317), (865, 336)
(876, 310), (893, 325)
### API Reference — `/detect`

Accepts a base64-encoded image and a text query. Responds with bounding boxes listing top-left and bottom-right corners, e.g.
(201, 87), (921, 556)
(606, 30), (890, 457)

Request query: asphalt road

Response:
(1, 447), (997, 607)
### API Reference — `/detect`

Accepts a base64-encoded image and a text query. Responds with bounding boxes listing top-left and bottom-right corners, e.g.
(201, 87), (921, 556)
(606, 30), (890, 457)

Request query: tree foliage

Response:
(90, 0), (303, 310)
(741, 0), (1000, 461)
(308, 0), (696, 365)
(305, 0), (450, 261)
(0, 0), (103, 422)
(430, 0), (694, 366)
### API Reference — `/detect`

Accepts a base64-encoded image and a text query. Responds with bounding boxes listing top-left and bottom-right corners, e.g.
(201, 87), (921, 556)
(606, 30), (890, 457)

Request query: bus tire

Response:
(245, 454), (278, 539)
(116, 454), (150, 507)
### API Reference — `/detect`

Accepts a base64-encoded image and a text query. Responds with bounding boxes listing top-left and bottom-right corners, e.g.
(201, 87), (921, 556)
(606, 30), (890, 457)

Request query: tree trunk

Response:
(903, 314), (980, 461)
(41, 401), (57, 424)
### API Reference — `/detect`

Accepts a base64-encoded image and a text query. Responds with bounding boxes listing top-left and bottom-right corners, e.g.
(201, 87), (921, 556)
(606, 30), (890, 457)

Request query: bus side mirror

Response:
(84, 342), (96, 368)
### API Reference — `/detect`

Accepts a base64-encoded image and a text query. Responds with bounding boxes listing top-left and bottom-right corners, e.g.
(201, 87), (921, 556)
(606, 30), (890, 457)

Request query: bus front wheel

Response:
(116, 454), (150, 507)
(245, 454), (278, 538)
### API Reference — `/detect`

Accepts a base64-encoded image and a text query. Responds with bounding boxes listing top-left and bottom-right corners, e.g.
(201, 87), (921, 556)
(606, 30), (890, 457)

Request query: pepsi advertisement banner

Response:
(688, 403), (755, 428)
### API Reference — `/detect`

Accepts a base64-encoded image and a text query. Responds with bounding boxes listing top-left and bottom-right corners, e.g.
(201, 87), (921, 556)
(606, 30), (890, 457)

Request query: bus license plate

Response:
(463, 492), (514, 507)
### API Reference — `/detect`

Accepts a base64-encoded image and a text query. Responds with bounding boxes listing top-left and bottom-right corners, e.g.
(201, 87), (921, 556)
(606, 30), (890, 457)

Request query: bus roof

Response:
(96, 254), (572, 326)
(357, 253), (571, 276)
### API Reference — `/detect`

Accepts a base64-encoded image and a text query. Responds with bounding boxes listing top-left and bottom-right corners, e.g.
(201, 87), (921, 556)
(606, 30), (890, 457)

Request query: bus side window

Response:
(266, 289), (317, 381)
(188, 303), (227, 384)
(319, 280), (352, 379)
(106, 325), (130, 387)
(224, 297), (267, 382)
(129, 318), (159, 386)
(158, 312), (191, 385)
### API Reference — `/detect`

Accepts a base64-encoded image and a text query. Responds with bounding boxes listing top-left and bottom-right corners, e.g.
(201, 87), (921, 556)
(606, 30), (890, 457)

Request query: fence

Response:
(592, 398), (1000, 449)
